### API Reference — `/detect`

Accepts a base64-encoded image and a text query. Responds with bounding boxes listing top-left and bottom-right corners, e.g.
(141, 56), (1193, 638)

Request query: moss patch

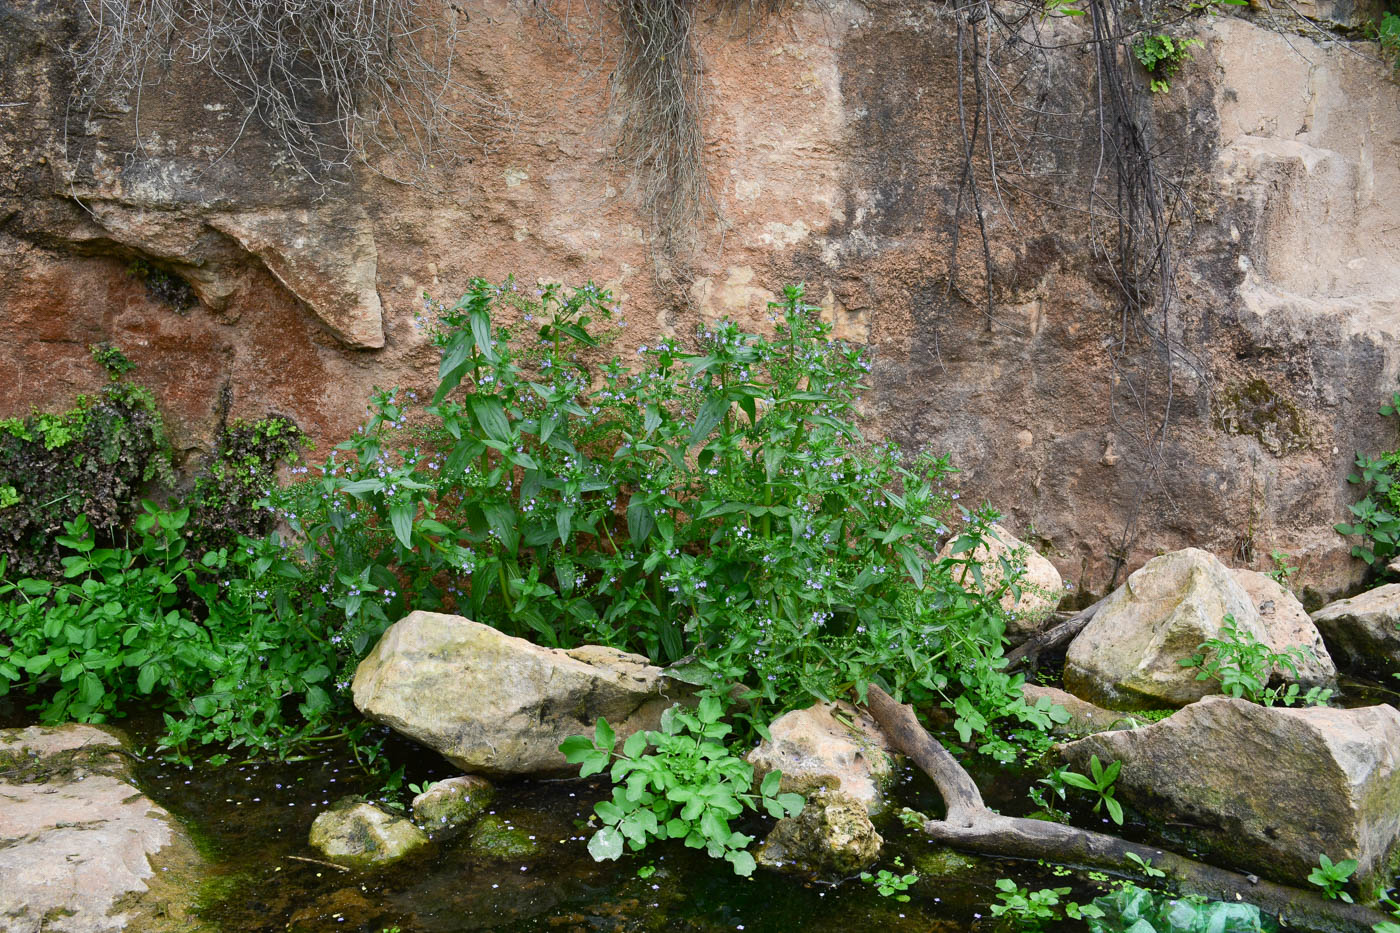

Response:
(1213, 378), (1309, 456)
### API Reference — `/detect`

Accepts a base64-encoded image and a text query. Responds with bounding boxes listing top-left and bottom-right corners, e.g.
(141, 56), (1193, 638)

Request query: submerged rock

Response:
(308, 797), (429, 869)
(411, 775), (495, 831)
(353, 612), (690, 775)
(1311, 583), (1400, 676)
(754, 789), (882, 879)
(1065, 549), (1335, 709)
(0, 724), (211, 933)
(936, 523), (1063, 641)
(467, 814), (543, 861)
(1060, 696), (1400, 895)
(746, 702), (895, 815)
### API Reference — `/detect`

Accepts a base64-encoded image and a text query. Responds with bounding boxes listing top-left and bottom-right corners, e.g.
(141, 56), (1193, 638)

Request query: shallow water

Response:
(119, 722), (1093, 933)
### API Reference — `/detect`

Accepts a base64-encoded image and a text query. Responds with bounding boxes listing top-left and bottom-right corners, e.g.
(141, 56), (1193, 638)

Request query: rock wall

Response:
(2, 0), (1398, 600)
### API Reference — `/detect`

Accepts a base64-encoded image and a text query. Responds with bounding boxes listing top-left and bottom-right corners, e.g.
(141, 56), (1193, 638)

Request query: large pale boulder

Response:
(308, 797), (428, 869)
(0, 724), (210, 933)
(1311, 583), (1400, 676)
(746, 702), (895, 815)
(353, 611), (690, 775)
(936, 523), (1063, 641)
(754, 789), (882, 879)
(1060, 697), (1400, 895)
(1065, 549), (1334, 709)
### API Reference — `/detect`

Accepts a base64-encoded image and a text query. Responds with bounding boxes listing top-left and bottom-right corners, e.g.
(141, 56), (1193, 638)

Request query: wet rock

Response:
(1064, 549), (1333, 709)
(411, 775), (495, 831)
(308, 797), (428, 870)
(911, 847), (982, 879)
(0, 724), (211, 933)
(353, 611), (690, 775)
(936, 523), (1063, 641)
(1020, 684), (1148, 736)
(746, 702), (895, 815)
(1311, 583), (1400, 677)
(1060, 697), (1400, 895)
(754, 789), (882, 879)
(467, 814), (542, 861)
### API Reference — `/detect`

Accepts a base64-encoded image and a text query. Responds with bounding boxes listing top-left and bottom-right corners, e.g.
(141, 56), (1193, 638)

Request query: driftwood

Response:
(1003, 596), (1107, 672)
(863, 685), (1390, 933)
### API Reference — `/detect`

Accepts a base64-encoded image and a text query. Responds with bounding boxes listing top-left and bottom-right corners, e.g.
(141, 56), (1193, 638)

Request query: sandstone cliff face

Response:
(1, 0), (1397, 599)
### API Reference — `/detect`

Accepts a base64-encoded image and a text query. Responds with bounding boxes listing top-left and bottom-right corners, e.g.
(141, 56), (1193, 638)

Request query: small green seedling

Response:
(1060, 755), (1125, 825)
(1308, 853), (1357, 903)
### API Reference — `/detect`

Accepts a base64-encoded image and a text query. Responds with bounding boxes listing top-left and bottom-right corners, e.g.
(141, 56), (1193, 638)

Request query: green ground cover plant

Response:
(1178, 615), (1330, 707)
(1336, 390), (1400, 568)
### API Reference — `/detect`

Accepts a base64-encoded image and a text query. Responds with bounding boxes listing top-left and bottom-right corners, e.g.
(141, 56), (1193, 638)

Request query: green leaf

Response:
(595, 717), (616, 752)
(588, 826), (624, 861)
(1104, 795), (1124, 825)
(727, 850), (756, 876)
(623, 730), (648, 759)
(760, 770), (782, 798)
(689, 396), (730, 447)
(559, 735), (595, 762)
(471, 397), (512, 444)
(471, 308), (496, 361)
(390, 502), (415, 549)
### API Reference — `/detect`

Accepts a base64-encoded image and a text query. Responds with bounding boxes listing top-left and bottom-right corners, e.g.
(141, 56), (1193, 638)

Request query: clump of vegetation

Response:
(127, 259), (197, 312)
(1336, 390), (1400, 569)
(1178, 615), (1330, 707)
(1133, 33), (1203, 93)
(560, 696), (803, 875)
(0, 277), (1063, 793)
(0, 344), (173, 578)
(188, 415), (309, 555)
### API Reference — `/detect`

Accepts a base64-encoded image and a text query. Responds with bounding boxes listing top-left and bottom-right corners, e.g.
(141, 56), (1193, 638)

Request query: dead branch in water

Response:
(862, 684), (1390, 933)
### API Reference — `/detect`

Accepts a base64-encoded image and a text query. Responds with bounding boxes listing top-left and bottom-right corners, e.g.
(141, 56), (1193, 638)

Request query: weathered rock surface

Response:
(411, 775), (495, 831)
(936, 524), (1063, 641)
(746, 702), (895, 815)
(353, 611), (690, 775)
(467, 813), (544, 861)
(0, 724), (210, 933)
(4, 1), (1400, 602)
(1065, 549), (1335, 709)
(1311, 583), (1400, 676)
(1060, 697), (1400, 893)
(308, 797), (428, 870)
(754, 789), (882, 879)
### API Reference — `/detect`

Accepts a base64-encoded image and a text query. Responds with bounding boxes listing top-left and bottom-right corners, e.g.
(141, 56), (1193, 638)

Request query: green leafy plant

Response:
(991, 879), (1072, 930)
(1308, 853), (1358, 903)
(560, 696), (803, 875)
(1178, 615), (1326, 706)
(1060, 754), (1125, 825)
(1336, 391), (1400, 567)
(1265, 549), (1299, 590)
(861, 857), (919, 901)
(1125, 852), (1166, 879)
(0, 506), (345, 762)
(1132, 33), (1203, 93)
(1085, 882), (1265, 933)
(264, 277), (1059, 759)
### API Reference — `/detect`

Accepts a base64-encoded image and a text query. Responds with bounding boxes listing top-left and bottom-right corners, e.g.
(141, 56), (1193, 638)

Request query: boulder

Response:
(353, 612), (691, 775)
(937, 523), (1063, 641)
(1311, 583), (1400, 677)
(1230, 568), (1336, 686)
(308, 797), (429, 870)
(1065, 549), (1333, 709)
(411, 775), (494, 831)
(0, 724), (211, 933)
(1060, 697), (1400, 895)
(754, 789), (882, 879)
(746, 702), (895, 815)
